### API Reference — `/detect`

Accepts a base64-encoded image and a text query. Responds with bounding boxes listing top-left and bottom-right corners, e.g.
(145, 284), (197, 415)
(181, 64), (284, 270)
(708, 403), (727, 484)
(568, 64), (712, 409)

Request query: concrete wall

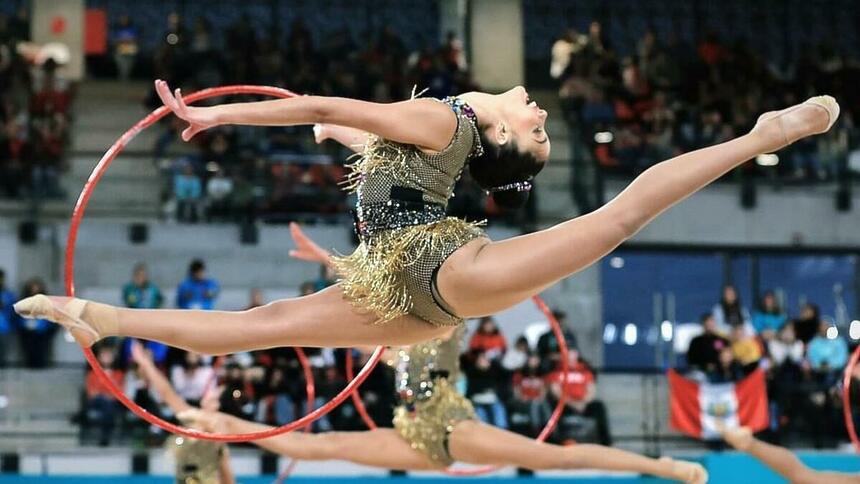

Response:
(470, 0), (525, 90)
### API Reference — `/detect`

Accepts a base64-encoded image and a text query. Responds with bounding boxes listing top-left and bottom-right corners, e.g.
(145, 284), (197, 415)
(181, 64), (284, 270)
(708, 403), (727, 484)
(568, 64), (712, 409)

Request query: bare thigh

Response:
(438, 210), (630, 317)
(447, 420), (569, 470)
(321, 429), (442, 471)
(266, 284), (453, 347)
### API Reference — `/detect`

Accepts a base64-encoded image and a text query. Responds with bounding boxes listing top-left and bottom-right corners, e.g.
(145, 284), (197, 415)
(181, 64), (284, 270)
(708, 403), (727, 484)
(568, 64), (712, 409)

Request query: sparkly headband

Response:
(486, 179), (533, 193)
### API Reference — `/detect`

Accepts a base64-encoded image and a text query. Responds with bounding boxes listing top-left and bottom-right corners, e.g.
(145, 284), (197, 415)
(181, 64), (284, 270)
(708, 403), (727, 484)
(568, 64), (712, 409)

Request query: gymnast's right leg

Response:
(13, 285), (450, 354)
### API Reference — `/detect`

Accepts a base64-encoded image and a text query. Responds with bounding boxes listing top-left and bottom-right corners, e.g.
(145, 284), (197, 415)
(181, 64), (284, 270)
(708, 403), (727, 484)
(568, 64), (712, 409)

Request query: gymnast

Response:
(129, 341), (234, 484)
(722, 427), (859, 484)
(14, 80), (839, 354)
(157, 329), (707, 481)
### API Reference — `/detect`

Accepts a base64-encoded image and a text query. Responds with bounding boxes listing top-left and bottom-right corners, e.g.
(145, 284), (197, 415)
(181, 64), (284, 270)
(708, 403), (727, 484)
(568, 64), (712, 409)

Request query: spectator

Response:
(536, 310), (578, 373)
(712, 285), (752, 334)
(176, 259), (219, 310)
(174, 162), (203, 223)
(752, 291), (787, 341)
(258, 365), (300, 426)
(709, 347), (746, 383)
(793, 303), (821, 345)
(312, 264), (336, 292)
(547, 349), (611, 445)
(730, 325), (762, 366)
(0, 268), (16, 367)
(550, 29), (585, 80)
(169, 352), (214, 406)
(511, 354), (551, 436)
(468, 317), (507, 361)
(806, 321), (848, 373)
(767, 322), (804, 368)
(219, 362), (256, 421)
(84, 345), (124, 446)
(16, 277), (57, 368)
(501, 335), (530, 371)
(121, 263), (166, 365)
(686, 313), (730, 377)
(206, 167), (234, 221)
(112, 14), (139, 80)
(462, 350), (508, 429)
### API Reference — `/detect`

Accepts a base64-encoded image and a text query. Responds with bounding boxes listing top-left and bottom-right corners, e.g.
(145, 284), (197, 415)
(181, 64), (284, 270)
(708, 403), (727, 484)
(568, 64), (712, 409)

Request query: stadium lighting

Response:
(756, 153), (779, 166)
(594, 131), (614, 144)
(603, 323), (617, 344)
(609, 256), (625, 269)
(851, 320), (860, 340)
(623, 323), (638, 345)
(826, 326), (839, 339)
(661, 320), (673, 341)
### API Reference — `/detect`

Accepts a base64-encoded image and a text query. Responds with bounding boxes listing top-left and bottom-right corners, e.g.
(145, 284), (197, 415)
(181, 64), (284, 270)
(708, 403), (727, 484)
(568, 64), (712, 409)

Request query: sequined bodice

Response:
(345, 97), (482, 239)
(169, 436), (223, 484)
(393, 328), (463, 403)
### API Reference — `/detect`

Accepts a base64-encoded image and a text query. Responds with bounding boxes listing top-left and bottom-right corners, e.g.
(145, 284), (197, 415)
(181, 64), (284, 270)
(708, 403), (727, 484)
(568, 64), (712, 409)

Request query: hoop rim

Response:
(64, 85), (383, 442)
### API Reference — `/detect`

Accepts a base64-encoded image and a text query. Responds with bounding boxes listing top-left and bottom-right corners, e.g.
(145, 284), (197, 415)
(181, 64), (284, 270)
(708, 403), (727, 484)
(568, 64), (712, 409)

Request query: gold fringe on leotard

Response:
(331, 217), (484, 324)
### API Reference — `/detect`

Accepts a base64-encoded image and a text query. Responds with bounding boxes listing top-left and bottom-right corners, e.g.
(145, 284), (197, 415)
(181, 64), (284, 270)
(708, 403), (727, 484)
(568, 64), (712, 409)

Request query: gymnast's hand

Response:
(155, 79), (219, 141)
(288, 222), (332, 266)
(130, 340), (154, 367)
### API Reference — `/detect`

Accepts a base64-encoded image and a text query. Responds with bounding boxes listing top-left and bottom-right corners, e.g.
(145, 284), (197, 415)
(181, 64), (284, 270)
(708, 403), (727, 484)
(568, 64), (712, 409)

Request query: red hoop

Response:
(64, 85), (383, 442)
(842, 343), (860, 453)
(345, 295), (570, 475)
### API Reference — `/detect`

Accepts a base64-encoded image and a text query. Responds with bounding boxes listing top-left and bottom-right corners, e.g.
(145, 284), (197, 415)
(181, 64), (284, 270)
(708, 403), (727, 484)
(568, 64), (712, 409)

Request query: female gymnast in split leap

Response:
(129, 341), (235, 484)
(14, 79), (839, 353)
(130, 312), (706, 482)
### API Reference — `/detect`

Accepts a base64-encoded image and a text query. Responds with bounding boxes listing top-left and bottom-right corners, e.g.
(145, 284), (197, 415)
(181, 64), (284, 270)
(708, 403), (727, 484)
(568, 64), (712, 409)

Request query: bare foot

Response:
(661, 457), (708, 484)
(751, 96), (839, 152)
(722, 426), (755, 452)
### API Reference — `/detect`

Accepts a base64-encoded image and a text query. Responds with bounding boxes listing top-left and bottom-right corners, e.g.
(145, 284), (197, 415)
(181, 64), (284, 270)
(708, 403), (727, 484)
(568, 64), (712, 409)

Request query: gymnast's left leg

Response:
(447, 420), (707, 483)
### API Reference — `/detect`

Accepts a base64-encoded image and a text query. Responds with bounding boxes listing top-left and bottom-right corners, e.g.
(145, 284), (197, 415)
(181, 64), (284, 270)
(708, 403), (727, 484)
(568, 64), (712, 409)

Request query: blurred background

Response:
(0, 0), (860, 482)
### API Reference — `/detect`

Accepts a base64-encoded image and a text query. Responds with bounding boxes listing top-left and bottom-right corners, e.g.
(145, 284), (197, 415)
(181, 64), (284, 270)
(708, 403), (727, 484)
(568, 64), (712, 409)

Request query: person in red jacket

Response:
(84, 345), (125, 446)
(468, 316), (507, 361)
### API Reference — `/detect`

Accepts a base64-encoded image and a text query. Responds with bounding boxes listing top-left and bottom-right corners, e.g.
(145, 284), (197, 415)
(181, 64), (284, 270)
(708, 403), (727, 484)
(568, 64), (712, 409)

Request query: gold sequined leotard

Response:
(391, 328), (475, 465)
(168, 436), (224, 484)
(332, 97), (486, 327)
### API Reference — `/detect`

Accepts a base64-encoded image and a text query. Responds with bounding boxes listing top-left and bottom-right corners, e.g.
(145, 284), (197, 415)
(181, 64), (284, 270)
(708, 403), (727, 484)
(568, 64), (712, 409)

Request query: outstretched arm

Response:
(155, 79), (455, 150)
(131, 341), (192, 414)
(723, 427), (860, 484)
(314, 123), (370, 153)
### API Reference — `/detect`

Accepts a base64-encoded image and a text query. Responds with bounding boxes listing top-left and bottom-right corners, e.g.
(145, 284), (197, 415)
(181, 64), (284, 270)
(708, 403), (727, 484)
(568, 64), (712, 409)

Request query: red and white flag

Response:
(668, 368), (769, 440)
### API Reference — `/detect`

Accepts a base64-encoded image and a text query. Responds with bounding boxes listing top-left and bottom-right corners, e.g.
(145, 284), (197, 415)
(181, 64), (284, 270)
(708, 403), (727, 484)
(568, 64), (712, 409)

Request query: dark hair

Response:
(700, 313), (714, 325)
(189, 259), (205, 274)
(469, 131), (545, 210)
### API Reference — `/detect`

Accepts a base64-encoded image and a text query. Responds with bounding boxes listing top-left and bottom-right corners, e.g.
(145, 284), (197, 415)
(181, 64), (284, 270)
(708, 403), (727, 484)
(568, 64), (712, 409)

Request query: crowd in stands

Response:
(0, 9), (73, 201)
(104, 11), (495, 225)
(551, 21), (860, 215)
(684, 284), (850, 447)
